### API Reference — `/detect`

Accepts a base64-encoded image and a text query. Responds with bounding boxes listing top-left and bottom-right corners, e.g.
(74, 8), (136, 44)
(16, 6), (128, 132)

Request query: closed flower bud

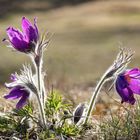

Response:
(73, 103), (85, 124)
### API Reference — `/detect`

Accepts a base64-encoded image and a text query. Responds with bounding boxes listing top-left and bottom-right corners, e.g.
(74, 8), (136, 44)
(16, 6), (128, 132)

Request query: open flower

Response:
(4, 74), (30, 109)
(115, 68), (140, 105)
(6, 17), (39, 53)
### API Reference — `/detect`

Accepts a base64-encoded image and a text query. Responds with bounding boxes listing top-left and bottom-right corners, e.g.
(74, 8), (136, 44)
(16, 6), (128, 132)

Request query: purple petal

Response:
(34, 17), (39, 39)
(22, 17), (38, 43)
(116, 78), (135, 105)
(123, 68), (140, 94)
(126, 68), (140, 78)
(116, 74), (128, 89)
(128, 78), (140, 94)
(7, 27), (23, 40)
(10, 74), (17, 81)
(4, 86), (24, 99)
(16, 92), (29, 109)
(6, 27), (29, 52)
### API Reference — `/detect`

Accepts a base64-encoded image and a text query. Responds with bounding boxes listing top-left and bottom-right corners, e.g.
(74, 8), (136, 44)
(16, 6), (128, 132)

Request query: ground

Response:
(1, 0), (140, 108)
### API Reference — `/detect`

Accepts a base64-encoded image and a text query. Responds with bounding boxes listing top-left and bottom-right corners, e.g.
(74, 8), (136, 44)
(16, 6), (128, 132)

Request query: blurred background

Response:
(1, 0), (140, 107)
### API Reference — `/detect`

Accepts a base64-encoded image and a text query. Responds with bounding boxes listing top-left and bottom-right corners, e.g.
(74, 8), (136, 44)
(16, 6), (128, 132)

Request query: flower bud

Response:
(73, 103), (85, 124)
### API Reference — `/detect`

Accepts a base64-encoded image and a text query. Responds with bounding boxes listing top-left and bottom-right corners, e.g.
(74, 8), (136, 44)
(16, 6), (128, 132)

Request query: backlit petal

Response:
(128, 78), (140, 94)
(16, 91), (29, 109)
(6, 27), (29, 52)
(22, 17), (38, 42)
(4, 86), (23, 99)
(116, 77), (135, 105)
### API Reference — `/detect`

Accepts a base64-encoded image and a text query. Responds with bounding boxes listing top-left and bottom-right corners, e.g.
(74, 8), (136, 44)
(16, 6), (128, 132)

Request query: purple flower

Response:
(6, 17), (39, 53)
(115, 68), (140, 105)
(22, 17), (39, 43)
(4, 75), (30, 109)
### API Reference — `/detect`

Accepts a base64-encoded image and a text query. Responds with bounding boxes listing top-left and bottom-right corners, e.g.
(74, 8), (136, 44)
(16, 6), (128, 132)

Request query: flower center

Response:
(125, 74), (131, 83)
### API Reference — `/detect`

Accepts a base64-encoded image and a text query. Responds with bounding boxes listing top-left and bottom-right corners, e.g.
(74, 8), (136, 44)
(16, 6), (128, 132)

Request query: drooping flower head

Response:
(4, 74), (30, 109)
(4, 65), (37, 109)
(5, 17), (39, 53)
(115, 68), (140, 105)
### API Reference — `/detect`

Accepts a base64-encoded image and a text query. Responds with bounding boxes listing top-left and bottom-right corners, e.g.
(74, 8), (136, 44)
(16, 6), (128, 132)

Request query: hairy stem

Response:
(83, 48), (133, 125)
(36, 92), (47, 128)
(83, 70), (109, 125)
(36, 63), (47, 128)
(37, 65), (42, 98)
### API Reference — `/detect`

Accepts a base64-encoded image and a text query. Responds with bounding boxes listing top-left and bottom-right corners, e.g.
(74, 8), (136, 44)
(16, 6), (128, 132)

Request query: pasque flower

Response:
(83, 48), (134, 125)
(4, 16), (49, 128)
(6, 17), (39, 53)
(4, 74), (30, 109)
(115, 68), (140, 105)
